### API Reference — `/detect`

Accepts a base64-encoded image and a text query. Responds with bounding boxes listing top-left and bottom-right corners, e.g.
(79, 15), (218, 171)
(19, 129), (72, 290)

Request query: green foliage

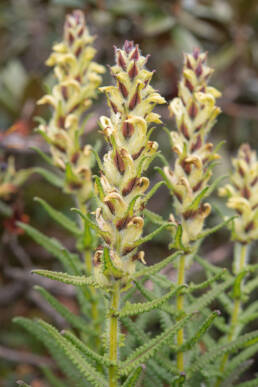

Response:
(34, 197), (81, 235)
(32, 269), (102, 288)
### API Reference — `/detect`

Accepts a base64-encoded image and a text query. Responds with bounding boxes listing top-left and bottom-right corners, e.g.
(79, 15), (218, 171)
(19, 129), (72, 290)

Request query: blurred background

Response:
(0, 0), (257, 385)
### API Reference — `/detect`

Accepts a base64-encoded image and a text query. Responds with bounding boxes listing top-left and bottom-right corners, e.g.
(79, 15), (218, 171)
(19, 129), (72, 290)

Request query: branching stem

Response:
(176, 254), (186, 372)
(109, 281), (120, 387)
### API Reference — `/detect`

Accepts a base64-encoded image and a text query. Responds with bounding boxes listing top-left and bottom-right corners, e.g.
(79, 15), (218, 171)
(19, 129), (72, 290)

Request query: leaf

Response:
(32, 167), (63, 188)
(155, 166), (174, 191)
(179, 310), (220, 352)
(119, 285), (185, 318)
(197, 216), (236, 240)
(121, 366), (145, 387)
(223, 342), (258, 383)
(62, 330), (114, 367)
(34, 286), (95, 335)
(102, 246), (124, 278)
(31, 146), (53, 166)
(120, 313), (194, 376)
(186, 187), (209, 212)
(32, 270), (102, 288)
(186, 277), (234, 314)
(14, 317), (86, 386)
(36, 319), (107, 387)
(169, 224), (185, 250)
(144, 208), (167, 226)
(188, 269), (227, 292)
(132, 250), (182, 280)
(34, 197), (81, 235)
(91, 148), (103, 171)
(134, 223), (171, 247)
(195, 255), (224, 274)
(17, 223), (81, 275)
(188, 330), (258, 376)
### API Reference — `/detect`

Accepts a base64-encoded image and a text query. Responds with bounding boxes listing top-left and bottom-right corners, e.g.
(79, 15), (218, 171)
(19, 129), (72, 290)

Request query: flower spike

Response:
(37, 10), (105, 203)
(95, 41), (166, 282)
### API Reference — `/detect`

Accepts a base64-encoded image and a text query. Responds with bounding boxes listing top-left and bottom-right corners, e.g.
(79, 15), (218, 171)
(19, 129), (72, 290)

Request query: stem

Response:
(109, 281), (120, 387)
(176, 254), (186, 372)
(215, 243), (248, 387)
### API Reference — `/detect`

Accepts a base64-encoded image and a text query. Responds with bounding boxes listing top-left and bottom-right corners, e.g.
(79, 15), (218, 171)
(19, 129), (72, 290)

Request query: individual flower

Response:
(219, 144), (258, 243)
(37, 10), (105, 203)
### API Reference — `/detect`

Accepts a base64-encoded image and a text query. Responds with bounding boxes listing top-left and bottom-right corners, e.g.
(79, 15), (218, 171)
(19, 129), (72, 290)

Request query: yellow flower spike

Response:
(37, 10), (105, 203)
(95, 40), (165, 281)
(166, 49), (222, 248)
(219, 143), (258, 243)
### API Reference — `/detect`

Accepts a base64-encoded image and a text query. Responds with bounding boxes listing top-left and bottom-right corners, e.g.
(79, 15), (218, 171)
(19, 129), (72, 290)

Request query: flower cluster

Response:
(38, 10), (105, 203)
(164, 49), (221, 247)
(219, 144), (258, 244)
(94, 41), (166, 282)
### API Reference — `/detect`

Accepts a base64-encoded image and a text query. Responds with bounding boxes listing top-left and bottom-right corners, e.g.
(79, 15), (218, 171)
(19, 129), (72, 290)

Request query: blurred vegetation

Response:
(0, 0), (257, 385)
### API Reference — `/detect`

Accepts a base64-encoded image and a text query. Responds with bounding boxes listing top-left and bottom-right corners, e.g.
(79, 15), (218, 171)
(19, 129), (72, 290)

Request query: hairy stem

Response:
(176, 254), (186, 372)
(109, 281), (120, 387)
(215, 243), (249, 386)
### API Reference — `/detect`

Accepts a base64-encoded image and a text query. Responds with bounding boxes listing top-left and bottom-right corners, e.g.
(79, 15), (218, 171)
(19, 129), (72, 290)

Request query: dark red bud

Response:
(114, 151), (125, 174)
(191, 135), (202, 152)
(68, 33), (74, 45)
(75, 46), (82, 58)
(242, 186), (251, 199)
(57, 116), (65, 128)
(71, 152), (80, 164)
(245, 221), (254, 233)
(110, 101), (119, 114)
(195, 62), (203, 77)
(180, 122), (190, 140)
(122, 121), (134, 138)
(189, 102), (198, 119)
(118, 81), (128, 98)
(128, 61), (138, 79)
(193, 47), (200, 60)
(185, 78), (194, 93)
(130, 45), (140, 60)
(122, 177), (138, 196)
(106, 201), (115, 215)
(132, 146), (144, 160)
(61, 86), (68, 101)
(129, 86), (140, 110)
(123, 40), (134, 54)
(117, 50), (126, 70)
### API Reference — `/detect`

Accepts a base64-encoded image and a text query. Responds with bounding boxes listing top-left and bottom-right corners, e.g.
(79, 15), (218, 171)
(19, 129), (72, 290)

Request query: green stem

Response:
(109, 281), (120, 387)
(215, 243), (248, 387)
(176, 254), (186, 372)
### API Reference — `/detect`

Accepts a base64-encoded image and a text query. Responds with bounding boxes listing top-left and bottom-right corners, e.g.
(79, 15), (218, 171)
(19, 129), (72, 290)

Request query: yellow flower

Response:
(219, 144), (258, 243)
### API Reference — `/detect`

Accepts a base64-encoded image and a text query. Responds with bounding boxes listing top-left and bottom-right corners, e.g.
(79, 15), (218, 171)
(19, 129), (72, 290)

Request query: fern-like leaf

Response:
(186, 277), (234, 313)
(34, 286), (95, 335)
(179, 310), (220, 352)
(189, 330), (258, 376)
(63, 330), (115, 367)
(32, 270), (102, 288)
(121, 366), (145, 387)
(120, 313), (194, 376)
(36, 319), (107, 387)
(119, 285), (185, 318)
(132, 250), (182, 280)
(34, 197), (81, 235)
